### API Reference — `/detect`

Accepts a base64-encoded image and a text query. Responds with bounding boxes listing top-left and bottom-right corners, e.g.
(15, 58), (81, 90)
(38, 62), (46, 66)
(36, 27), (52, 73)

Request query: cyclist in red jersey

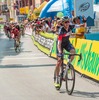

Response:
(11, 25), (20, 41)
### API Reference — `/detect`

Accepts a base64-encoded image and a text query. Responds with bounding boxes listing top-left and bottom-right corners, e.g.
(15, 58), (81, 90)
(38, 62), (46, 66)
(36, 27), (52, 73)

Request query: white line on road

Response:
(0, 53), (45, 58)
(0, 56), (49, 61)
(0, 50), (32, 53)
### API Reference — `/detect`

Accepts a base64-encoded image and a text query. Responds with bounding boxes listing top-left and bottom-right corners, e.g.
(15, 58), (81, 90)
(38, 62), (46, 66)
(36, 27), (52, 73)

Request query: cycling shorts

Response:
(56, 42), (75, 56)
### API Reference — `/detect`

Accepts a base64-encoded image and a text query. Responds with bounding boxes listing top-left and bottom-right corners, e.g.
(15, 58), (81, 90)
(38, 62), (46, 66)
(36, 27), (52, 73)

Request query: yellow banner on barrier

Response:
(73, 39), (92, 74)
(85, 40), (99, 80)
(91, 41), (99, 54)
(69, 38), (76, 47)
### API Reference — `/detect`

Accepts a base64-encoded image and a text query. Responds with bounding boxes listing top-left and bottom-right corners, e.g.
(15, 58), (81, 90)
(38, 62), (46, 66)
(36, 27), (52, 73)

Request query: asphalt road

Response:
(0, 30), (99, 100)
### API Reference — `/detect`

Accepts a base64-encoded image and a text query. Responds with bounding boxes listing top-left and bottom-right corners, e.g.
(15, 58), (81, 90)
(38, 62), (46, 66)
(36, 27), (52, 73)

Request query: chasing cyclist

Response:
(11, 24), (20, 43)
(54, 17), (75, 88)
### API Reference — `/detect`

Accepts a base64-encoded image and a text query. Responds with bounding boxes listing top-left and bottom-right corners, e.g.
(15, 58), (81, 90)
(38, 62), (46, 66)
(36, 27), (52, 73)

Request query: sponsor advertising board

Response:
(74, 0), (94, 26)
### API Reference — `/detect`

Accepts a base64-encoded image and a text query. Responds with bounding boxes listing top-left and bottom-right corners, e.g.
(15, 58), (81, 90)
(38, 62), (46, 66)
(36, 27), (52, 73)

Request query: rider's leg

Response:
(69, 49), (75, 62)
(66, 43), (75, 62)
(55, 57), (62, 77)
(54, 56), (62, 87)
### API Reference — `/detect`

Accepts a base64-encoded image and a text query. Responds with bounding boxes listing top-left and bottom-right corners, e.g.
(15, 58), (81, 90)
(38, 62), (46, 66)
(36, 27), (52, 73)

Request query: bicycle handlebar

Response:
(64, 53), (82, 62)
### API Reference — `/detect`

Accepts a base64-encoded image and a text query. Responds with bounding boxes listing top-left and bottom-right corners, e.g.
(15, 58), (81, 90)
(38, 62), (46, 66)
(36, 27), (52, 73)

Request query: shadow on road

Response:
(59, 88), (99, 99)
(0, 31), (24, 64)
(73, 90), (99, 98)
(0, 33), (3, 37)
(0, 64), (56, 68)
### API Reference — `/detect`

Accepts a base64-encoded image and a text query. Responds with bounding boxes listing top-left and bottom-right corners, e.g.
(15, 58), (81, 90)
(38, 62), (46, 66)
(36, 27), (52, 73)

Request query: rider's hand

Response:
(67, 31), (72, 36)
(58, 53), (63, 57)
(71, 33), (76, 36)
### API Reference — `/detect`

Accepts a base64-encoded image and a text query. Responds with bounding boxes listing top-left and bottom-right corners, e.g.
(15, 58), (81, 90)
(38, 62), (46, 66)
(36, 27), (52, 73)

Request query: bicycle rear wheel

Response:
(65, 63), (75, 95)
(14, 40), (20, 53)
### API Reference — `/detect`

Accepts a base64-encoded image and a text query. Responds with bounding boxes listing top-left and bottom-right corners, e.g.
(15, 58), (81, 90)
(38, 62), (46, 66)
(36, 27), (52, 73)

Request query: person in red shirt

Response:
(11, 25), (20, 42)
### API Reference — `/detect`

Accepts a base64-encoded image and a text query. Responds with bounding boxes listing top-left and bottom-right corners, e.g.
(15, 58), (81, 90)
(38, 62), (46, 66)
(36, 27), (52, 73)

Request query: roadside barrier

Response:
(31, 32), (54, 55)
(31, 32), (99, 81)
(85, 41), (99, 80)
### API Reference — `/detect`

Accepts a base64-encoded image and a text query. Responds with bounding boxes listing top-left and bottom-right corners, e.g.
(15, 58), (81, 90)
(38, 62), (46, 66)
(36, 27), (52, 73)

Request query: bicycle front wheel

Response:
(65, 63), (75, 95)
(14, 40), (20, 53)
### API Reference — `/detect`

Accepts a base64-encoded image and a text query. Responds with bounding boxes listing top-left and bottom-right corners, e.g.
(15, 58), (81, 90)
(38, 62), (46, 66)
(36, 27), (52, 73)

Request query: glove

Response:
(57, 53), (63, 57)
(67, 31), (72, 36)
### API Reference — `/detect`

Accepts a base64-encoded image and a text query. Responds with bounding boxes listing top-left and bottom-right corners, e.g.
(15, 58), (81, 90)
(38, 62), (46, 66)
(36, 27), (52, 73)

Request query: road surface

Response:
(0, 30), (99, 100)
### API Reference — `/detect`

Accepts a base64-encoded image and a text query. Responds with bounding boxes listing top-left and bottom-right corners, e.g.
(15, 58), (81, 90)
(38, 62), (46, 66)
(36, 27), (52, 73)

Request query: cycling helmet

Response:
(62, 16), (69, 22)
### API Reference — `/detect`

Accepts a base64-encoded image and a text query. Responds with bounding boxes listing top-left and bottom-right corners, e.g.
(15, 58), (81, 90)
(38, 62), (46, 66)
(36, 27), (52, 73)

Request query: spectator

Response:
(72, 16), (87, 39)
(42, 20), (51, 33)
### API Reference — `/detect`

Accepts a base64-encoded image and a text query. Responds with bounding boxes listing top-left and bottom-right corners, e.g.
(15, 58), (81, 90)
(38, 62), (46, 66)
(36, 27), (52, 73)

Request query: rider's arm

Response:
(57, 27), (63, 54)
(57, 40), (62, 54)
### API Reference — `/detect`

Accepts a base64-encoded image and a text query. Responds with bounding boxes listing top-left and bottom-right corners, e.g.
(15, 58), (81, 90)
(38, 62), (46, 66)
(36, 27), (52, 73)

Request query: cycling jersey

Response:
(57, 25), (75, 54)
(11, 27), (19, 38)
(58, 25), (73, 45)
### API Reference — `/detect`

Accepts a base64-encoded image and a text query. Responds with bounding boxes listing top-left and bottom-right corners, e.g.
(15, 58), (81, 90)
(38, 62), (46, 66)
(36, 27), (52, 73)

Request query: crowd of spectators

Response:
(25, 15), (88, 39)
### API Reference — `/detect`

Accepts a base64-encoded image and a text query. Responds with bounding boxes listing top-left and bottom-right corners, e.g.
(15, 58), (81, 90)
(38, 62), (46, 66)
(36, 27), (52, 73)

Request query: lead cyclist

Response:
(54, 16), (75, 88)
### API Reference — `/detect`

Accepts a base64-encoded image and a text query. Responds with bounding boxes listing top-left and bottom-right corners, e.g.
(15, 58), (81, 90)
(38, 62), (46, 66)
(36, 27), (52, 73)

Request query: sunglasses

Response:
(64, 21), (70, 23)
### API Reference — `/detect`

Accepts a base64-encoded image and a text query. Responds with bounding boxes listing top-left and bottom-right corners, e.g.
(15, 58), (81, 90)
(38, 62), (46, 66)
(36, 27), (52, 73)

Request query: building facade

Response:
(20, 0), (49, 9)
(0, 0), (49, 22)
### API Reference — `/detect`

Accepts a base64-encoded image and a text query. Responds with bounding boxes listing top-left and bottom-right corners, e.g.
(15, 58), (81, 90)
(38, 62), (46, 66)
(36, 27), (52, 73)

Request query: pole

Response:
(62, 0), (65, 16)
(69, 0), (72, 18)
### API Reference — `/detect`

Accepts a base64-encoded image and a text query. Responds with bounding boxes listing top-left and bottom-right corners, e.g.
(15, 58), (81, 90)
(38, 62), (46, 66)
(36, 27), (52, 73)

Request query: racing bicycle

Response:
(54, 52), (82, 95)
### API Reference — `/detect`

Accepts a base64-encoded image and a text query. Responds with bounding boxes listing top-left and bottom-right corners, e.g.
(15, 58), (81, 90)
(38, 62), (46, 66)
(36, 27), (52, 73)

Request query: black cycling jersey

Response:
(56, 25), (75, 54)
(58, 25), (74, 45)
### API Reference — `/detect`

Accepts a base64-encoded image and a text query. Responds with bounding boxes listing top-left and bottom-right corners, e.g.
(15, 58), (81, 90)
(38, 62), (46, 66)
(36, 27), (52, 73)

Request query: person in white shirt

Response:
(41, 20), (51, 33)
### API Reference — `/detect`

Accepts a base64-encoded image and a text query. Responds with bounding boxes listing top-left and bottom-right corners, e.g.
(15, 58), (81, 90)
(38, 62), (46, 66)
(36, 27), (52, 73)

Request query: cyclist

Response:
(4, 22), (11, 38)
(11, 25), (20, 43)
(20, 23), (25, 36)
(16, 23), (20, 31)
(54, 17), (75, 88)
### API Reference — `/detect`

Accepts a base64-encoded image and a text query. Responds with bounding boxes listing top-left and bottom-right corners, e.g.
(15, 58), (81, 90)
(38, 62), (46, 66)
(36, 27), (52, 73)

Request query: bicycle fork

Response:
(63, 64), (68, 79)
(63, 61), (71, 80)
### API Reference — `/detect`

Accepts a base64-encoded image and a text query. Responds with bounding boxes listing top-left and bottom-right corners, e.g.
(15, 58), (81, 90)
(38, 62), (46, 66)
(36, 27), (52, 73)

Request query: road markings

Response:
(0, 56), (49, 61)
(0, 53), (45, 58)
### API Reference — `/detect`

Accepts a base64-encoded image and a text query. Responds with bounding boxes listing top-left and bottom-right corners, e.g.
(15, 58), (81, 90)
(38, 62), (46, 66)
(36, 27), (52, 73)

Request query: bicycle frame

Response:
(58, 53), (82, 95)
(62, 53), (82, 77)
